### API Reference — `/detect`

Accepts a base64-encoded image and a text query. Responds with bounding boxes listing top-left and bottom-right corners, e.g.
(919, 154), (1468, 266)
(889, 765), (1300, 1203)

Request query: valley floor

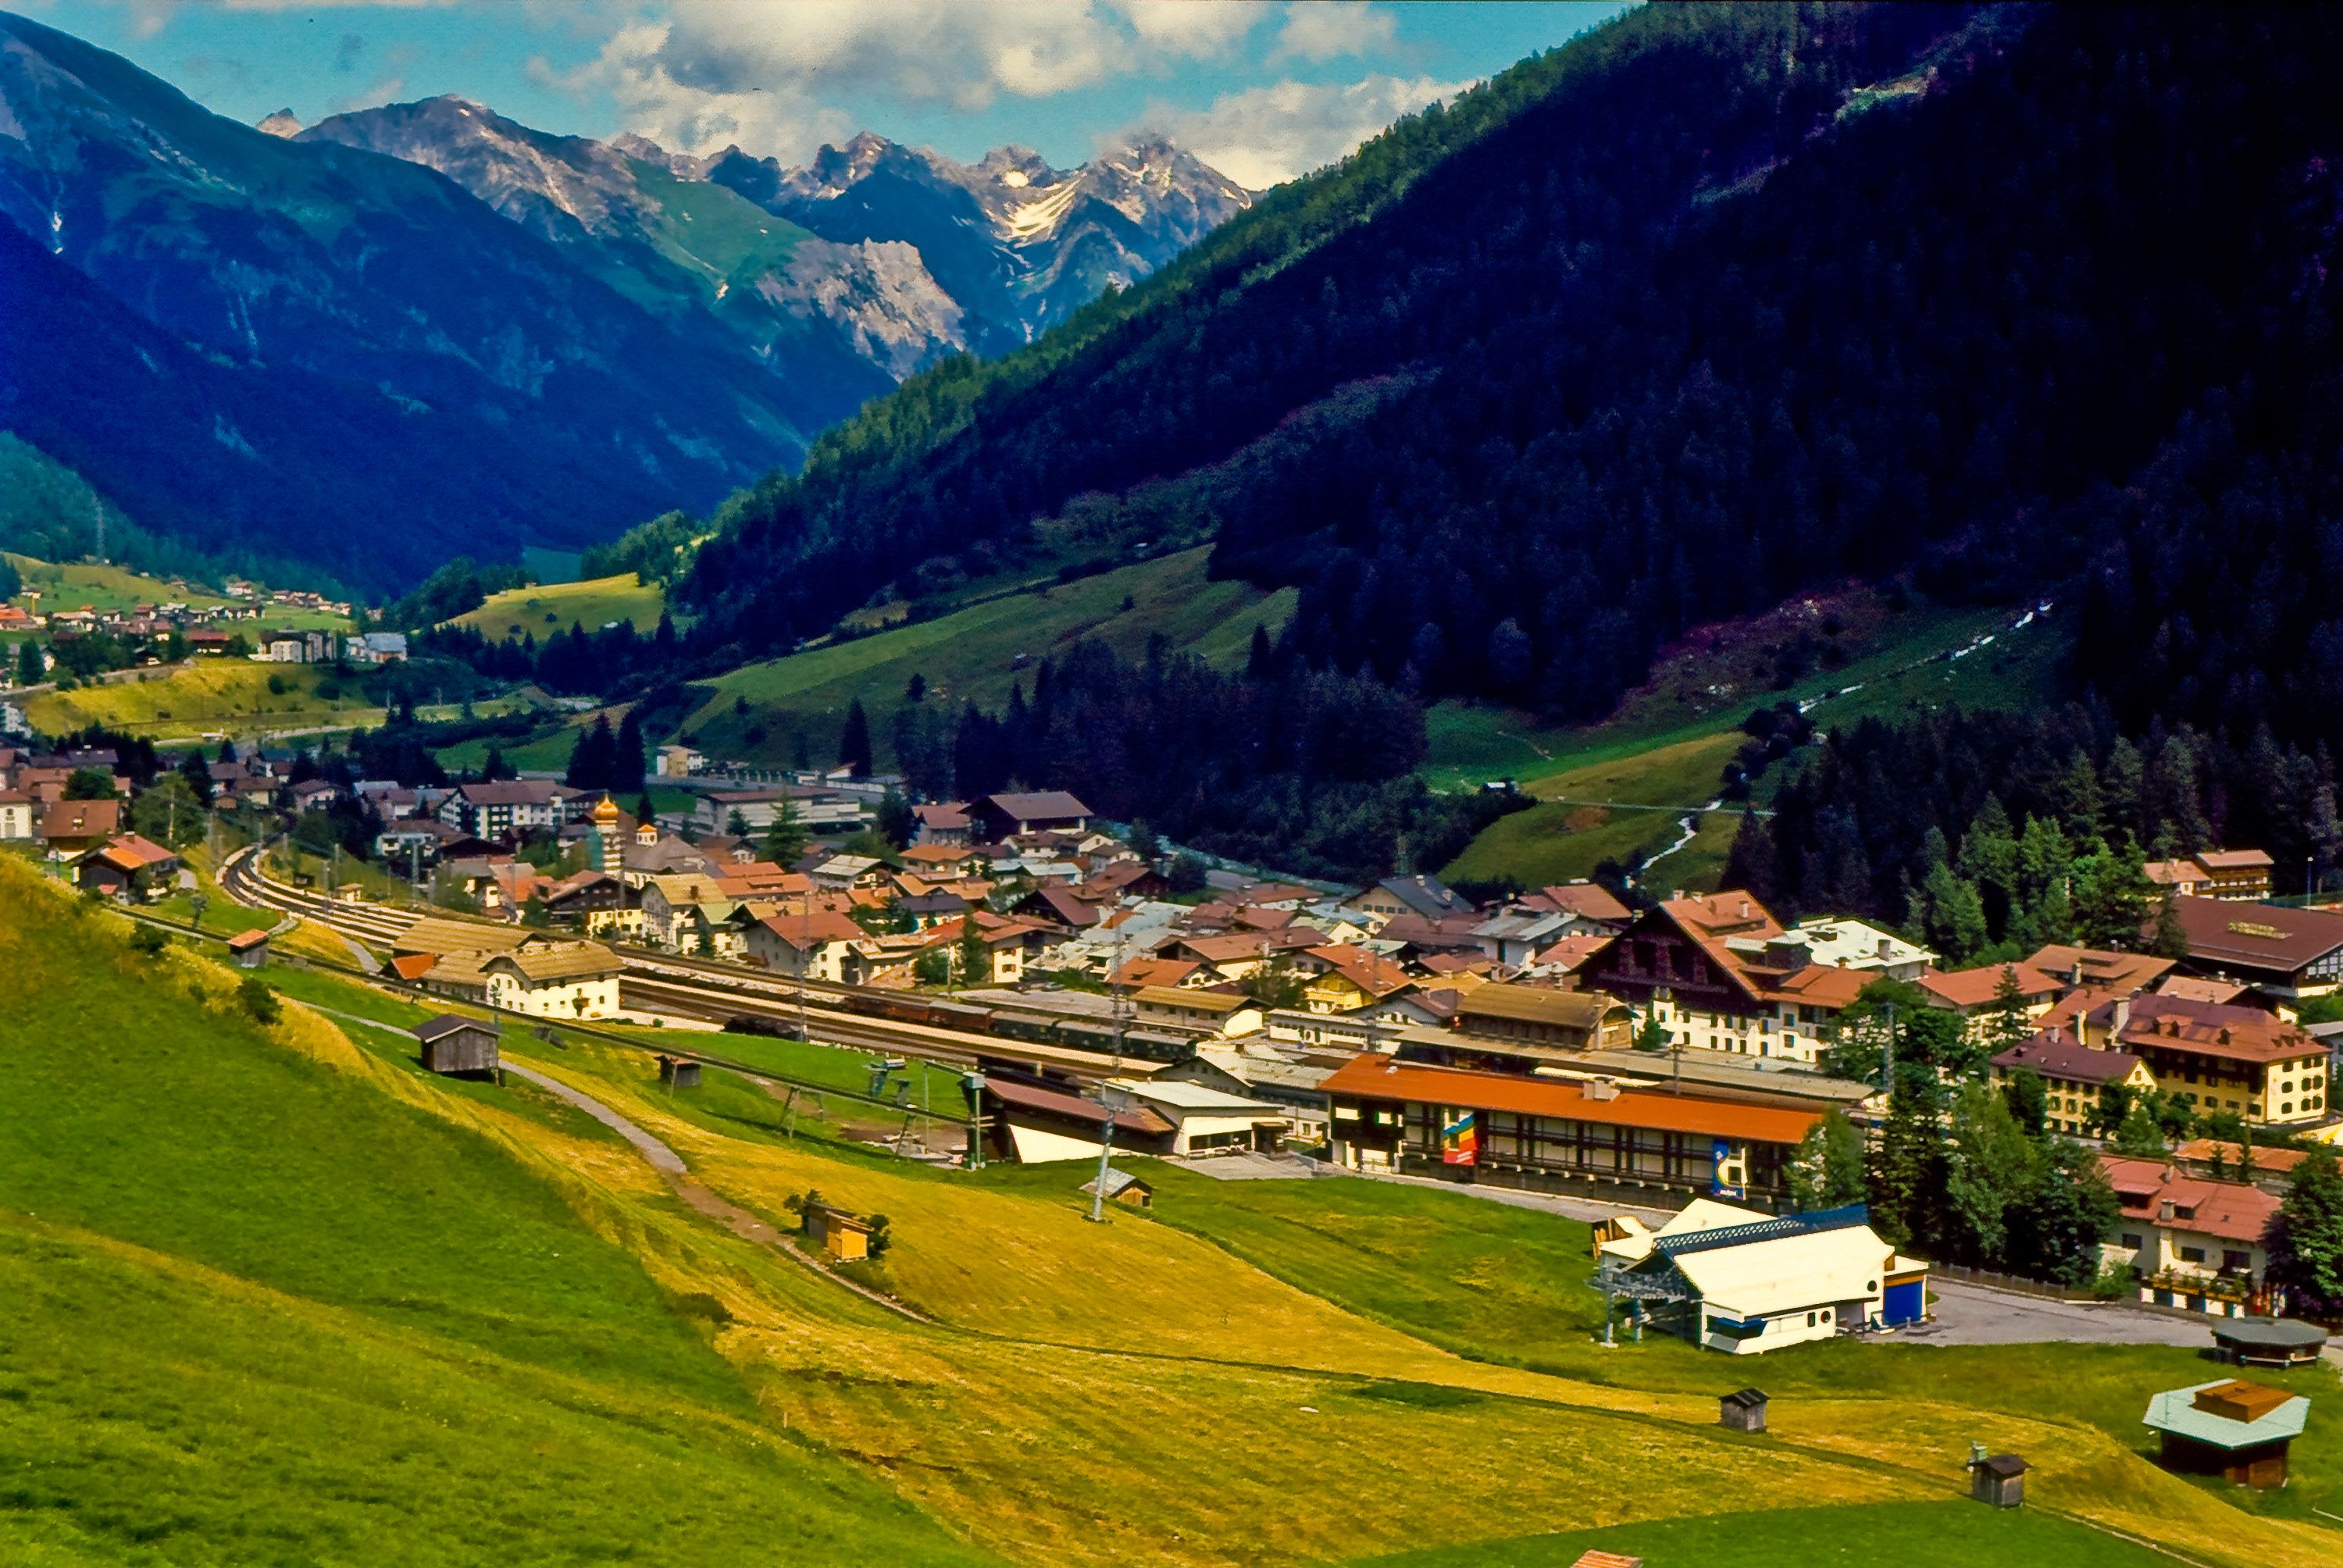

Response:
(5, 862), (2338, 1566)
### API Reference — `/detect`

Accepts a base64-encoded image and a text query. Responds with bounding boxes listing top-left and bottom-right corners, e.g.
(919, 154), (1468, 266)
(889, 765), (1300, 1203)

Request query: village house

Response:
(2145, 850), (2277, 902)
(638, 874), (747, 956)
(910, 802), (973, 846)
(2099, 1155), (2282, 1317)
(0, 787), (34, 840)
(37, 797), (123, 854)
(1131, 985), (1263, 1037)
(1918, 961), (2068, 1040)
(416, 941), (622, 1020)
(73, 833), (181, 899)
(1299, 946), (1414, 1014)
(968, 790), (1092, 841)
(1449, 984), (1635, 1055)
(1351, 873), (1474, 924)
(1988, 1027), (2156, 1135)
(740, 907), (866, 981)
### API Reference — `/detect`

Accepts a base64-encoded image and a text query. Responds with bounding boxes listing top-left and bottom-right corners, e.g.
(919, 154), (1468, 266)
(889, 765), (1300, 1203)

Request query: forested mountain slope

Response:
(680, 3), (2343, 770)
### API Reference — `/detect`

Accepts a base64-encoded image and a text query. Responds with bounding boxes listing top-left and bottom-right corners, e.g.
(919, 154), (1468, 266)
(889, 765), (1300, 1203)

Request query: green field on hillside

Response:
(680, 547), (1295, 768)
(17, 855), (2342, 1566)
(25, 659), (381, 739)
(1441, 732), (1746, 889)
(448, 572), (667, 643)
(1429, 597), (2072, 890)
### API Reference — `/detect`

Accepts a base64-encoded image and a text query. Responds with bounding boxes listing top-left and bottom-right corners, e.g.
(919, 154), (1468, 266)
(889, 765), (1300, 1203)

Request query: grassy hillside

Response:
(24, 659), (380, 739)
(0, 863), (986, 1565)
(1432, 596), (2072, 890)
(448, 572), (668, 643)
(20, 861), (2341, 1564)
(680, 547), (1294, 767)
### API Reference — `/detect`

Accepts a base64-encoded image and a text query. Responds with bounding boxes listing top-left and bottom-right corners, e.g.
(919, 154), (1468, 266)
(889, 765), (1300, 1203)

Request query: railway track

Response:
(217, 843), (1157, 1083)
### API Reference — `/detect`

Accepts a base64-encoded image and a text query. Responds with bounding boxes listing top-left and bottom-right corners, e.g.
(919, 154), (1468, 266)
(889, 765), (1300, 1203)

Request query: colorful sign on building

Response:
(1441, 1107), (1480, 1167)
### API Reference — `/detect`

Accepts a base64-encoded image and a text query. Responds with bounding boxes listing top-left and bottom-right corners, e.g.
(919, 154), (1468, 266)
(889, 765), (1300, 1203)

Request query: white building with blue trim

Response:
(1596, 1201), (1929, 1355)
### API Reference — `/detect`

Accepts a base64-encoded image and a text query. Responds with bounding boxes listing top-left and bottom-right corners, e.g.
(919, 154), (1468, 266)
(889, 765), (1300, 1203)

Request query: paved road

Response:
(1910, 1281), (2216, 1348)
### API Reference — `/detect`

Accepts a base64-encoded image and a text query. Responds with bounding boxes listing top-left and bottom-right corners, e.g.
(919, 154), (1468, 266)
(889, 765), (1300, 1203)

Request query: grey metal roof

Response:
(2142, 1382), (2310, 1449)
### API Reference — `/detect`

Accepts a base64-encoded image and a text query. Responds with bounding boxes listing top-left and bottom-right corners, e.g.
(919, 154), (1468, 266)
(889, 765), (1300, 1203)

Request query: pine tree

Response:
(838, 698), (873, 778)
(955, 920), (987, 988)
(1247, 623), (1275, 680)
(761, 794), (807, 866)
(1984, 965), (2036, 1052)
(16, 639), (43, 686)
(614, 707), (647, 793)
(566, 714), (617, 790)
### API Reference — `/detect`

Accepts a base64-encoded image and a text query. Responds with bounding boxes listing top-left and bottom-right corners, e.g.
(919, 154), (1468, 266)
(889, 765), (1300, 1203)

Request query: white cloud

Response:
(553, 1), (1291, 163)
(1271, 2), (1396, 64)
(1150, 72), (1465, 190)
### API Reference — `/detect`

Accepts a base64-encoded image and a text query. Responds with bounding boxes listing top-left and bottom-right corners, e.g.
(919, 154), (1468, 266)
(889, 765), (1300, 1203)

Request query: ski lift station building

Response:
(1596, 1200), (1929, 1354)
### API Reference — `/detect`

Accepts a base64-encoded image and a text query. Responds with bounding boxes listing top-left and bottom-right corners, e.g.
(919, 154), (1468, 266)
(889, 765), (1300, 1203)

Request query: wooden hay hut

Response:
(414, 1014), (499, 1077)
(226, 927), (270, 968)
(1718, 1388), (1767, 1433)
(804, 1203), (876, 1263)
(1968, 1453), (2027, 1509)
(1081, 1167), (1154, 1210)
(658, 1054), (702, 1089)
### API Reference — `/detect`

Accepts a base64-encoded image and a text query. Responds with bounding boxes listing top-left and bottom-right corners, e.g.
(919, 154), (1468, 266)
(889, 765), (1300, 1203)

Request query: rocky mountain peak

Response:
(255, 108), (301, 138)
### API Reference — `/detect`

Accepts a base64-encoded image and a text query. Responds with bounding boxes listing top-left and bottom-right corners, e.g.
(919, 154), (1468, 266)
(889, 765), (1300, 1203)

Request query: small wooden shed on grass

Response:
(226, 927), (270, 968)
(1718, 1388), (1767, 1433)
(1080, 1167), (1154, 1210)
(1969, 1453), (2027, 1509)
(414, 1014), (499, 1077)
(658, 1054), (702, 1089)
(804, 1203), (876, 1263)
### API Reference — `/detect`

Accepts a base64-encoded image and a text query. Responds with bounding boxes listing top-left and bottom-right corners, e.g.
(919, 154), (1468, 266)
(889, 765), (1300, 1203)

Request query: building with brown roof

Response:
(969, 790), (1092, 840)
(2024, 944), (2176, 997)
(2192, 850), (2277, 901)
(1988, 1027), (2155, 1136)
(2099, 1155), (2284, 1317)
(37, 797), (122, 852)
(2092, 992), (2330, 1127)
(73, 833), (182, 899)
(1917, 961), (2066, 1039)
(1522, 880), (1634, 926)
(2170, 1138), (2311, 1191)
(741, 907), (867, 982)
(1453, 984), (1633, 1053)
(1300, 946), (1414, 1014)
(1321, 1055), (1823, 1203)
(1580, 892), (1892, 1065)
(2169, 895), (2343, 999)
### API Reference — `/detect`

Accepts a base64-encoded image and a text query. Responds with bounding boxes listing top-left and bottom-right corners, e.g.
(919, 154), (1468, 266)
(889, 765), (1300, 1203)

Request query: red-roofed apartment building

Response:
(2099, 1155), (2284, 1317)
(2081, 993), (2330, 1127)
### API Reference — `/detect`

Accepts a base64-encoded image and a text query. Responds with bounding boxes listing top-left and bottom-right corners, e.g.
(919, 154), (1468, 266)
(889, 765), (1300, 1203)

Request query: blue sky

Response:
(28, 2), (1633, 186)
